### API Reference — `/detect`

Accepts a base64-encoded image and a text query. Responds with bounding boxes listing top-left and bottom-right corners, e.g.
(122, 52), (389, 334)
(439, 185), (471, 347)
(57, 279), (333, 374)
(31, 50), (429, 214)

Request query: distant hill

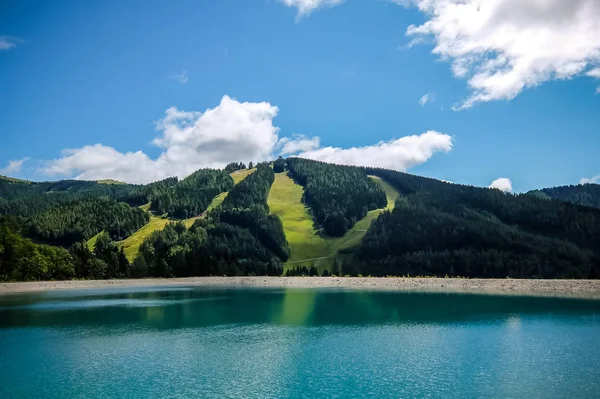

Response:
(528, 184), (600, 209)
(349, 168), (600, 279)
(1, 161), (600, 281)
(0, 175), (31, 184)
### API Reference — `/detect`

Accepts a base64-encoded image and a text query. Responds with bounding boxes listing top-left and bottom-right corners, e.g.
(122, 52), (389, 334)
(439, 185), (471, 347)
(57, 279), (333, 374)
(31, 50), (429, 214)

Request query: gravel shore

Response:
(2, 276), (600, 298)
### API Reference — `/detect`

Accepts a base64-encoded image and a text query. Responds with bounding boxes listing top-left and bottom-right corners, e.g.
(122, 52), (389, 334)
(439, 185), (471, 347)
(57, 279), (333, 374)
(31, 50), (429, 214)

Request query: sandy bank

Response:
(2, 277), (600, 298)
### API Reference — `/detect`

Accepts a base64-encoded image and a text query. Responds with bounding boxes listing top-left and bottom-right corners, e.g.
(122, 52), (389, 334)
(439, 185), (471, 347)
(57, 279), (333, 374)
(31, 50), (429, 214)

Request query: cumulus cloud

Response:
(587, 68), (600, 78)
(297, 130), (452, 170)
(278, 0), (344, 20)
(277, 135), (321, 155)
(489, 177), (513, 193)
(0, 157), (29, 175)
(419, 93), (435, 106)
(42, 96), (280, 184)
(580, 175), (600, 185)
(401, 0), (600, 109)
(168, 70), (188, 84)
(41, 96), (453, 183)
(0, 36), (19, 51)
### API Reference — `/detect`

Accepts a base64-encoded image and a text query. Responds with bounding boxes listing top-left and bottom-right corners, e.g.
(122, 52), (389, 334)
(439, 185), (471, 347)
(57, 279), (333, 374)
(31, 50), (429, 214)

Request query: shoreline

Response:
(2, 277), (600, 299)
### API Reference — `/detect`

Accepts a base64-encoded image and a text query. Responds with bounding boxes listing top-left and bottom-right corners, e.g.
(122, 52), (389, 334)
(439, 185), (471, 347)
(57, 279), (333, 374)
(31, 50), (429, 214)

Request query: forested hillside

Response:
(529, 184), (600, 209)
(0, 177), (176, 217)
(1, 216), (131, 281)
(286, 158), (387, 236)
(1, 159), (600, 282)
(150, 169), (233, 218)
(348, 168), (600, 279)
(30, 198), (149, 246)
(133, 163), (290, 277)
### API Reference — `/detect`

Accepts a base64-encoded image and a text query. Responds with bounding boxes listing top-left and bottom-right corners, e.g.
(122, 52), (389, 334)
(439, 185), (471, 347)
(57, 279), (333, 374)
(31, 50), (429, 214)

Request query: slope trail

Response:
(101, 168), (256, 261)
(267, 172), (399, 272)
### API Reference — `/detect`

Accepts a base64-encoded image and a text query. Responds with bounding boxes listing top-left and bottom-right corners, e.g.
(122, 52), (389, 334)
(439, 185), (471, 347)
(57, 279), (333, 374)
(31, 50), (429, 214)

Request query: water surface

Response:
(1, 286), (600, 398)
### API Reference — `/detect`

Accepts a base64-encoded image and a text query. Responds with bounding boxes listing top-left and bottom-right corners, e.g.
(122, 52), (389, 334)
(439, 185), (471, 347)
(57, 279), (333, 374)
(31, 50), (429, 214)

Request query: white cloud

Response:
(588, 68), (600, 93)
(42, 96), (280, 184)
(489, 177), (513, 193)
(580, 175), (600, 185)
(278, 135), (321, 155)
(0, 157), (29, 175)
(0, 36), (19, 51)
(587, 68), (600, 78)
(43, 145), (162, 184)
(41, 97), (453, 183)
(279, 0), (344, 21)
(419, 93), (435, 106)
(168, 71), (188, 84)
(401, 0), (600, 109)
(297, 130), (452, 170)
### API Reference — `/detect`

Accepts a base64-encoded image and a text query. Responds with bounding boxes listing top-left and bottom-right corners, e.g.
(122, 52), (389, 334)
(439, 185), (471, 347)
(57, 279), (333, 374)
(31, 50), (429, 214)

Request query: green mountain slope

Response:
(3, 160), (600, 281)
(115, 169), (256, 262)
(349, 168), (600, 279)
(267, 171), (399, 272)
(529, 184), (600, 209)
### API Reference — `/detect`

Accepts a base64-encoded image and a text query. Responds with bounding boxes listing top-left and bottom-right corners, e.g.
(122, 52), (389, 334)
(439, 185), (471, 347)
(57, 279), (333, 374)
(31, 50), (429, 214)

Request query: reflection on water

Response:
(1, 286), (600, 329)
(1, 286), (600, 398)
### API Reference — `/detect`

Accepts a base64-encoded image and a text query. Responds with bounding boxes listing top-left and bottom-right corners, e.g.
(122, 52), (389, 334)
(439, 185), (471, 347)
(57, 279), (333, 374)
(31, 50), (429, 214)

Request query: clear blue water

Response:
(1, 286), (600, 398)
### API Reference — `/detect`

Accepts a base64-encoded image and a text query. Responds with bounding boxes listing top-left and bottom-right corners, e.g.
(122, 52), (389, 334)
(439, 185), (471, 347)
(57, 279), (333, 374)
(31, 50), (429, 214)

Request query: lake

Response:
(1, 286), (600, 398)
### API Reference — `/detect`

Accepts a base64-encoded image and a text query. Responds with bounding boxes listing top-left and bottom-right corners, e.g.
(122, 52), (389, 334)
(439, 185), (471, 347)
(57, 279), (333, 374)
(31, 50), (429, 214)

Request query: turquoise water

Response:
(1, 287), (600, 398)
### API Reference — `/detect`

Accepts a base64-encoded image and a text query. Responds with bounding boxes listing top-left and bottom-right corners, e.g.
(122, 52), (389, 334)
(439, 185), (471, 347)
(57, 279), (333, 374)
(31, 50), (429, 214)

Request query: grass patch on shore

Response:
(267, 172), (400, 273)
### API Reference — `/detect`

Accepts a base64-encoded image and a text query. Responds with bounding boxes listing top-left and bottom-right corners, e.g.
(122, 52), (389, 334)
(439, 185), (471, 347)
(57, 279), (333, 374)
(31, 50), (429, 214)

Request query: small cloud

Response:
(580, 175), (600, 185)
(0, 35), (20, 51)
(586, 68), (600, 78)
(278, 0), (344, 22)
(168, 70), (188, 84)
(0, 157), (30, 175)
(278, 135), (321, 155)
(419, 93), (435, 106)
(387, 0), (415, 6)
(596, 86), (600, 94)
(489, 177), (513, 193)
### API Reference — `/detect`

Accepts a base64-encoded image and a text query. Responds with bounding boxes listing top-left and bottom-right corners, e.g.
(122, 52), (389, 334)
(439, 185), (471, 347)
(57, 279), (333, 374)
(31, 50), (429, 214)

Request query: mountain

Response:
(528, 184), (600, 209)
(1, 159), (600, 281)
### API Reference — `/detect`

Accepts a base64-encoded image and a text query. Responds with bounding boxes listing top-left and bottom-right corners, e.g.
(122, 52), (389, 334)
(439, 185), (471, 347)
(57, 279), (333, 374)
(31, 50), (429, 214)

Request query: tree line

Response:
(286, 158), (387, 236)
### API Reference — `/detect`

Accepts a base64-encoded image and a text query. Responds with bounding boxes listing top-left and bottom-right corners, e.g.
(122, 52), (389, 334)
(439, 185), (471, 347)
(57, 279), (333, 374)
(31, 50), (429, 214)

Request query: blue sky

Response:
(1, 0), (599, 192)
